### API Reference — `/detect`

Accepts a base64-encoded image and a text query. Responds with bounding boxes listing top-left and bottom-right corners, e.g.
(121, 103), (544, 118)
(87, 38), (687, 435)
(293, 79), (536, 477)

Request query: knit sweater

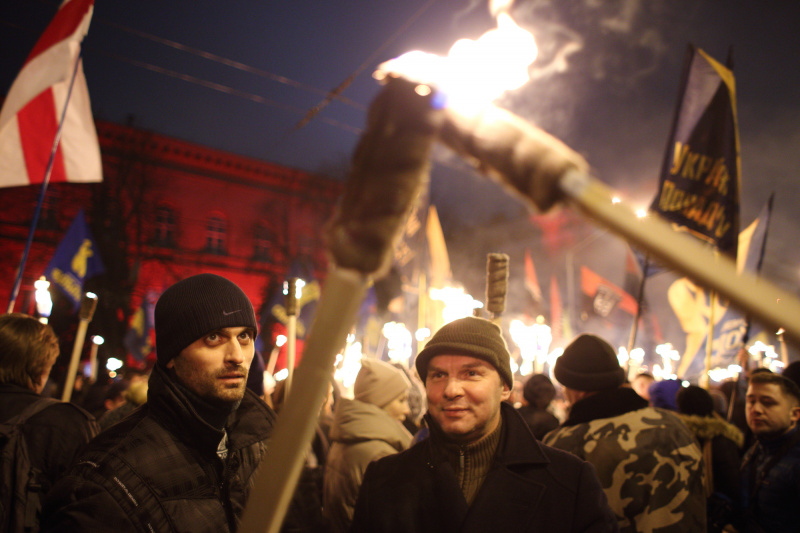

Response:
(437, 417), (502, 505)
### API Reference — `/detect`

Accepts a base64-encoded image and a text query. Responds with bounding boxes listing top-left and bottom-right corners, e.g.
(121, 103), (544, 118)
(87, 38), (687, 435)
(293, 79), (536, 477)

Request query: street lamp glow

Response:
(106, 357), (123, 371)
(92, 335), (105, 345)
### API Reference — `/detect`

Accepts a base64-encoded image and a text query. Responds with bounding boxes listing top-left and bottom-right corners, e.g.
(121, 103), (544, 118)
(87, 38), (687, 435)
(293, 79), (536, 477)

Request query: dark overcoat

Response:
(349, 402), (618, 533)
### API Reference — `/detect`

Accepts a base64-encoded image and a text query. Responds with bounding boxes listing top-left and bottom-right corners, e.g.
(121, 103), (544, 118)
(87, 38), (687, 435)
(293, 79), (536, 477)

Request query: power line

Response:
(97, 18), (366, 112)
(293, 0), (439, 131)
(90, 48), (363, 136)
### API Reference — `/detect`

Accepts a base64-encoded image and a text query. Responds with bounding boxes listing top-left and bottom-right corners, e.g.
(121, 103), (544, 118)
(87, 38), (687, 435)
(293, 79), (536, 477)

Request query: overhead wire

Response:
(89, 48), (364, 136)
(293, 0), (439, 131)
(4, 2), (439, 137)
(96, 19), (366, 112)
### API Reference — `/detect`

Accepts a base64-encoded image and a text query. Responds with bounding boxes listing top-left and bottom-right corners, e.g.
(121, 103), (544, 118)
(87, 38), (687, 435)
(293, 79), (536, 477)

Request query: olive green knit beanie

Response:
(415, 316), (513, 387)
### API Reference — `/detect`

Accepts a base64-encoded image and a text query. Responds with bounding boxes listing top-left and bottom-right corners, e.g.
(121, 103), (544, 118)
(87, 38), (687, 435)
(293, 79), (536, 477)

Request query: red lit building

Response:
(0, 120), (342, 372)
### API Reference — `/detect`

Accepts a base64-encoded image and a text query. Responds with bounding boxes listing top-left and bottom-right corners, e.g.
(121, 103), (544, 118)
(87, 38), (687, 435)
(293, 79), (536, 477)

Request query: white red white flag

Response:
(0, 0), (101, 188)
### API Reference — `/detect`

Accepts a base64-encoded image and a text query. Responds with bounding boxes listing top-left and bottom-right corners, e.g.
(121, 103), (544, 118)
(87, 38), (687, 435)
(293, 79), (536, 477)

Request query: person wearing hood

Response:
(323, 357), (412, 533)
(675, 385), (743, 532)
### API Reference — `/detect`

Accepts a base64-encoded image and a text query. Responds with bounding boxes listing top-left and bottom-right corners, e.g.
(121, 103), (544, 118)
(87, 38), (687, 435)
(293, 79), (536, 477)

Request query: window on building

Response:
(205, 215), (227, 255)
(153, 206), (177, 248)
(253, 223), (276, 262)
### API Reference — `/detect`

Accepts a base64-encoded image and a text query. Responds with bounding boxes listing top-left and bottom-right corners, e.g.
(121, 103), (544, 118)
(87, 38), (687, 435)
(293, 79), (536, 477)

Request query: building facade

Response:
(0, 120), (342, 371)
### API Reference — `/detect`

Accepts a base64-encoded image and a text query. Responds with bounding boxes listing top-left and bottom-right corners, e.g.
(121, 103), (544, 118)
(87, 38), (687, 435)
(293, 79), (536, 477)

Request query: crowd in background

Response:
(3, 289), (800, 532)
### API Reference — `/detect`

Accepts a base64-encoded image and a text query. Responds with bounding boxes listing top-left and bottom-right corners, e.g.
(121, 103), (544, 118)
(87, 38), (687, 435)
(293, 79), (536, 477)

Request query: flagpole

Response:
(284, 278), (298, 398)
(626, 253), (649, 363)
(700, 292), (716, 388)
(7, 49), (85, 313)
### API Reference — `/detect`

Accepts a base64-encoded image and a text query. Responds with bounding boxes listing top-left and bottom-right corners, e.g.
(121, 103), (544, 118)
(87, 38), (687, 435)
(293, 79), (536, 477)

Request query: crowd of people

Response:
(2, 272), (799, 532)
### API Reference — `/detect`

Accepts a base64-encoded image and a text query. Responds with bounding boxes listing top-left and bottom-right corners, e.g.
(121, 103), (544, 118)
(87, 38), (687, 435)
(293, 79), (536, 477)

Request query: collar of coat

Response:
(146, 363), (276, 454)
(424, 402), (551, 468)
(562, 386), (648, 427)
(677, 412), (745, 448)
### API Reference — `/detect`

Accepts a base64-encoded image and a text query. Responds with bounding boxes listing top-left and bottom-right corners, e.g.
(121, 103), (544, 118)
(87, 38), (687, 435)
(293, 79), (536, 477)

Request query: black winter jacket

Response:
(0, 383), (98, 530)
(350, 402), (618, 533)
(41, 364), (276, 533)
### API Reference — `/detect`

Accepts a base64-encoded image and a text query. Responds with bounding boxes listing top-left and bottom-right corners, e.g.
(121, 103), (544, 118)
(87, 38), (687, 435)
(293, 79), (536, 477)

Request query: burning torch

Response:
(243, 3), (800, 531)
(239, 76), (443, 533)
(374, 7), (800, 349)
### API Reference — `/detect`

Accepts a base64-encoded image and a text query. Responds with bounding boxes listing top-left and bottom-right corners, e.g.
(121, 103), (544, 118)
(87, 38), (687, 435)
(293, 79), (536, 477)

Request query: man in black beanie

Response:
(42, 274), (318, 532)
(543, 333), (706, 532)
(350, 316), (618, 532)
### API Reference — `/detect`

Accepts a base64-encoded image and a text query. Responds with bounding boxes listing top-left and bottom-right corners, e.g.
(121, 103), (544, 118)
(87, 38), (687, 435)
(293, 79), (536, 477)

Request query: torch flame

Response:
(376, 9), (537, 113)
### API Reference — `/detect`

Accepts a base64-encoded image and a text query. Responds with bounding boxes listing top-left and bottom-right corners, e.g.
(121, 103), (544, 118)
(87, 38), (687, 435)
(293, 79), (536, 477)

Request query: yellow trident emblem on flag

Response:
(70, 239), (94, 278)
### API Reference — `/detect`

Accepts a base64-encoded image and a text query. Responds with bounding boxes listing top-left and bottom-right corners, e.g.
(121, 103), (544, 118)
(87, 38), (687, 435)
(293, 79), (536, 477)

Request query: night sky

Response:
(3, 0), (800, 316)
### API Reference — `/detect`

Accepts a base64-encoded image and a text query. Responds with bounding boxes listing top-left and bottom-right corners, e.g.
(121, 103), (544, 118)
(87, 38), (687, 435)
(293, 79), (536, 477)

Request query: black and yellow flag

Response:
(650, 45), (741, 257)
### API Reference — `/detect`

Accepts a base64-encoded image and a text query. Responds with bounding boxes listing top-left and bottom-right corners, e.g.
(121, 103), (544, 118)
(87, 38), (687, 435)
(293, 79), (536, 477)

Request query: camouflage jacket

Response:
(543, 387), (706, 533)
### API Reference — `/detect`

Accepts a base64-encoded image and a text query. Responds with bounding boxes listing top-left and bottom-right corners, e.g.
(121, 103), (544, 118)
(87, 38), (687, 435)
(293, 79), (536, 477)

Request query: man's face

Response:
(745, 382), (800, 439)
(168, 326), (255, 405)
(426, 354), (510, 444)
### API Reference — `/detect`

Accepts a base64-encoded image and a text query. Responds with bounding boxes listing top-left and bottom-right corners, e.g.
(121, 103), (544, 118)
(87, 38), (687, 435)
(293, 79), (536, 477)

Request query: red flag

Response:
(581, 266), (638, 317)
(0, 0), (101, 187)
(524, 249), (543, 303)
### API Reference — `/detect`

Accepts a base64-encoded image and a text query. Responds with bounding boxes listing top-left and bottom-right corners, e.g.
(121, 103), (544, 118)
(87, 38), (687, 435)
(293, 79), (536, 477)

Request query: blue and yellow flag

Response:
(650, 45), (741, 257)
(124, 293), (154, 362)
(670, 196), (772, 380)
(44, 209), (105, 310)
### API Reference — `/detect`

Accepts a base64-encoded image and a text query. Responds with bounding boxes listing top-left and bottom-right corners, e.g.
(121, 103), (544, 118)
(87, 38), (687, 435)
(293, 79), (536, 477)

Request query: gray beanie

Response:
(415, 316), (513, 388)
(554, 334), (625, 392)
(154, 274), (258, 367)
(354, 358), (411, 408)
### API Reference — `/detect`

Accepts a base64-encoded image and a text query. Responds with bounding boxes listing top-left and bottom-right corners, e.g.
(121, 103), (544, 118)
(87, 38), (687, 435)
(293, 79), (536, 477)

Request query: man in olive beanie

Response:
(44, 274), (319, 532)
(351, 317), (617, 532)
(414, 316), (513, 388)
(544, 333), (706, 532)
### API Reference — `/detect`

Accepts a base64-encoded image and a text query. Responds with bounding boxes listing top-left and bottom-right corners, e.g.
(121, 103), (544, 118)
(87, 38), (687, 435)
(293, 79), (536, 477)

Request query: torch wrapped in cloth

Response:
(439, 102), (800, 346)
(376, 2), (800, 348)
(486, 252), (509, 326)
(239, 76), (443, 533)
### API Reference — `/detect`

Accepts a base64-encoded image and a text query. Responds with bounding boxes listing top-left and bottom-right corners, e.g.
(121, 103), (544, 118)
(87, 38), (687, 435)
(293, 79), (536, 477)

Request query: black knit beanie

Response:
(155, 274), (258, 367)
(523, 374), (556, 409)
(676, 384), (714, 417)
(415, 316), (513, 388)
(554, 333), (625, 392)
